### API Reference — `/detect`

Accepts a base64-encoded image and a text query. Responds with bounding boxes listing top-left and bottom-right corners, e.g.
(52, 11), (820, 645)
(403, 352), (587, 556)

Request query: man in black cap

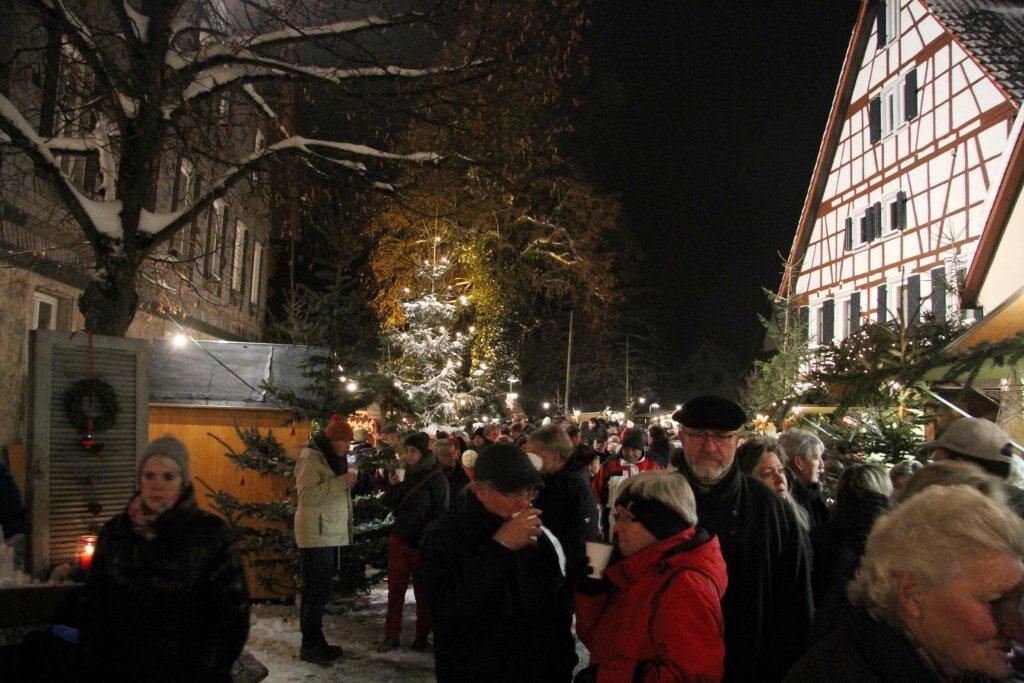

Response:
(670, 395), (812, 682)
(418, 443), (576, 682)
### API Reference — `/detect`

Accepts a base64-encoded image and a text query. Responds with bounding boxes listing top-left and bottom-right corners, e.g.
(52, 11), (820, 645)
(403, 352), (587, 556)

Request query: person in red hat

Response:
(294, 414), (358, 665)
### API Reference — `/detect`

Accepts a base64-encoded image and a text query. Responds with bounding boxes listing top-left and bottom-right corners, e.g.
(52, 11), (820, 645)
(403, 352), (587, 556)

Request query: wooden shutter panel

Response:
(931, 268), (947, 322)
(844, 217), (853, 251)
(873, 202), (883, 240)
(799, 306), (810, 341)
(860, 214), (869, 243)
(869, 97), (882, 143)
(897, 190), (908, 229)
(878, 285), (888, 323)
(822, 300), (835, 343)
(904, 68), (918, 120)
(850, 292), (861, 332)
(876, 0), (887, 48)
(907, 274), (921, 322)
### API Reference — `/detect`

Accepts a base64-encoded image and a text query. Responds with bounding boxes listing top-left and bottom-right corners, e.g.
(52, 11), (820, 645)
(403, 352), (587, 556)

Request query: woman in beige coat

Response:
(294, 414), (358, 664)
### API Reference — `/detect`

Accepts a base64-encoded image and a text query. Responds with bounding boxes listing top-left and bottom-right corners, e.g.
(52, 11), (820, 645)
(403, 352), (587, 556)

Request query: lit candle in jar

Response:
(77, 534), (97, 573)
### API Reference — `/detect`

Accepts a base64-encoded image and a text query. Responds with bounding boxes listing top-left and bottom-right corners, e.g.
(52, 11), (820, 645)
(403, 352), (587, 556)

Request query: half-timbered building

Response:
(781, 0), (1024, 347)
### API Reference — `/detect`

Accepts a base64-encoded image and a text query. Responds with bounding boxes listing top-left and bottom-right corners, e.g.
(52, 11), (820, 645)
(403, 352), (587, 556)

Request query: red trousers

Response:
(384, 535), (431, 641)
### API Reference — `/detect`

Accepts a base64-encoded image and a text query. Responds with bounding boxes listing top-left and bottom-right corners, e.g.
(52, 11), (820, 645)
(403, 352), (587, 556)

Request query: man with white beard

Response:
(670, 395), (812, 682)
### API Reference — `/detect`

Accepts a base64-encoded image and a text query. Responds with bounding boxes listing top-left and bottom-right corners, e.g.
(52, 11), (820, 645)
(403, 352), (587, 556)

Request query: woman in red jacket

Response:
(575, 471), (728, 682)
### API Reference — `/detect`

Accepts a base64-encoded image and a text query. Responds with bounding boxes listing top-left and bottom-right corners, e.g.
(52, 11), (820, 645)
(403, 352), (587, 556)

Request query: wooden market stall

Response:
(148, 339), (377, 599)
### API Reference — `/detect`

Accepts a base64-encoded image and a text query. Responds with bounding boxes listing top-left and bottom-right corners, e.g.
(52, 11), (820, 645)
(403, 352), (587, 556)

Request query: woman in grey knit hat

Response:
(79, 435), (250, 681)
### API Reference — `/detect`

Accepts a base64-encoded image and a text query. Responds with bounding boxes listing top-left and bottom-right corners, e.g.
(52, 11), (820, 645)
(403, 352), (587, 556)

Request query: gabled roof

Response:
(779, 0), (875, 298)
(780, 0), (1024, 299)
(149, 340), (327, 408)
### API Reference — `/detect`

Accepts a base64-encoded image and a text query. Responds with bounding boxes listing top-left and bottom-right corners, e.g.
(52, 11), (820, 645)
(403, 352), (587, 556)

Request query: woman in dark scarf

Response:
(81, 435), (249, 681)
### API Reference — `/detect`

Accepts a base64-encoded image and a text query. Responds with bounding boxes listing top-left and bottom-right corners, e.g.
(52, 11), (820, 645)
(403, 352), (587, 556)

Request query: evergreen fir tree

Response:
(382, 244), (479, 426)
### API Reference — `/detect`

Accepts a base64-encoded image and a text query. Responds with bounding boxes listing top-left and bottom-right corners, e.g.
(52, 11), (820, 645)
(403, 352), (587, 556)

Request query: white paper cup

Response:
(396, 469), (406, 482)
(586, 542), (614, 578)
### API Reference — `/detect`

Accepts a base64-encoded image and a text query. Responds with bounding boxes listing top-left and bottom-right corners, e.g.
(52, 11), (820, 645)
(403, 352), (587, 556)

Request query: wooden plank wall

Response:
(148, 405), (308, 600)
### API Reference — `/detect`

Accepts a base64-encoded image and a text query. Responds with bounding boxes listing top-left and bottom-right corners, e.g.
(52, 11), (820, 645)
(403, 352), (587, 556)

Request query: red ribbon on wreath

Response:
(68, 329), (103, 453)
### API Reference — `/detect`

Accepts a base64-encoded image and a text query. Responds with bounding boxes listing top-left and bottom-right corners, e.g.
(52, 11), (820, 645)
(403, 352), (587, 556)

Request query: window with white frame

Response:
(207, 199), (225, 280)
(32, 291), (58, 331)
(250, 241), (263, 306)
(869, 69), (918, 143)
(232, 220), (247, 291)
(880, 81), (902, 138)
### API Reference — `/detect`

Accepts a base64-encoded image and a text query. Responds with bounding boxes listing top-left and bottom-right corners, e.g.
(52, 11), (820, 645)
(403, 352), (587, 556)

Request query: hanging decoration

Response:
(64, 330), (119, 456)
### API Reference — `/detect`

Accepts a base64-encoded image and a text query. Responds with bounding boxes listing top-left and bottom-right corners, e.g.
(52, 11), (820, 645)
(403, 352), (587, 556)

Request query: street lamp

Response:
(638, 397), (646, 405)
(542, 402), (550, 411)
(508, 375), (519, 394)
(651, 403), (660, 411)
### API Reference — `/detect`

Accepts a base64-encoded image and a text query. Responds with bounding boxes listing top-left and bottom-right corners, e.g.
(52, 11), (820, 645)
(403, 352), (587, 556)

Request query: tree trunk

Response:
(79, 257), (141, 336)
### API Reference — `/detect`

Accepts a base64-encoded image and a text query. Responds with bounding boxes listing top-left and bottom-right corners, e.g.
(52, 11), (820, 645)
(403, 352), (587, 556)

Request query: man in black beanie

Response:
(671, 395), (812, 682)
(418, 443), (576, 681)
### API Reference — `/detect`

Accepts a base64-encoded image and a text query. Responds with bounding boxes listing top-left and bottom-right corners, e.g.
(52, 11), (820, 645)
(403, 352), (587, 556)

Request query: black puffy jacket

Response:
(81, 486), (249, 682)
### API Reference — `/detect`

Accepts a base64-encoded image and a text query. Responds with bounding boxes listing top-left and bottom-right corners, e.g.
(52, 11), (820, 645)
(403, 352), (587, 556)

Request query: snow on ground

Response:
(246, 585), (590, 681)
(247, 588), (434, 682)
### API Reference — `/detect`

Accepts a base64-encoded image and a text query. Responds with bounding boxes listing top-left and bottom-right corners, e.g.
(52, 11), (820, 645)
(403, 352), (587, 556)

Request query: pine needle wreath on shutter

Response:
(63, 378), (120, 453)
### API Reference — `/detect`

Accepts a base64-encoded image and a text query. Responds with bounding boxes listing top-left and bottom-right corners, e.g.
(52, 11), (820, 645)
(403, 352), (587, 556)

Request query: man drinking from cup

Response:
(418, 443), (577, 682)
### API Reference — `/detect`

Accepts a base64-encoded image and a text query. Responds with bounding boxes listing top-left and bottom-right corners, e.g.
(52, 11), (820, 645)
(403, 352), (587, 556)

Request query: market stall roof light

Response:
(345, 381), (358, 393)
(542, 402), (550, 410)
(171, 333), (188, 349)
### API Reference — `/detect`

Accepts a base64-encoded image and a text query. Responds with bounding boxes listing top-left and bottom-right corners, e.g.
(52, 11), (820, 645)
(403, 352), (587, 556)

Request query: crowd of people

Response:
(372, 398), (1024, 682)
(18, 395), (1024, 682)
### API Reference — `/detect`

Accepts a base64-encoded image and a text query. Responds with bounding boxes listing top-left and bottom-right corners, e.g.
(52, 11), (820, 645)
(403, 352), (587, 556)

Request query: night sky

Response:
(570, 1), (861, 393)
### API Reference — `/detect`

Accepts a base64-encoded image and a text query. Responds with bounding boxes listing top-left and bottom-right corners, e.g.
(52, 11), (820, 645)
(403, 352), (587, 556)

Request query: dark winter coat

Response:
(535, 455), (600, 585)
(790, 479), (830, 535)
(442, 462), (471, 511)
(0, 458), (25, 538)
(785, 607), (942, 682)
(575, 527), (728, 682)
(384, 454), (449, 548)
(417, 492), (576, 682)
(81, 486), (249, 682)
(811, 492), (891, 640)
(676, 461), (813, 682)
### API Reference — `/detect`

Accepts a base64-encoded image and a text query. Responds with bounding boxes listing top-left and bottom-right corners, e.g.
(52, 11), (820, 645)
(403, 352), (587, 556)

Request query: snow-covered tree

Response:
(383, 246), (477, 425)
(0, 0), (577, 335)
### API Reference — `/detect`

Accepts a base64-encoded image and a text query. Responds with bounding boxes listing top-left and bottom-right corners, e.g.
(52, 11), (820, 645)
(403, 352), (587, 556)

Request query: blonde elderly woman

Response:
(786, 485), (1024, 681)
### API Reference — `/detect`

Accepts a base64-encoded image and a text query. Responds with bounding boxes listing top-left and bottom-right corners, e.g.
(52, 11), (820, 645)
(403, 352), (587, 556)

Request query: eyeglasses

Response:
(681, 428), (739, 445)
(485, 483), (539, 502)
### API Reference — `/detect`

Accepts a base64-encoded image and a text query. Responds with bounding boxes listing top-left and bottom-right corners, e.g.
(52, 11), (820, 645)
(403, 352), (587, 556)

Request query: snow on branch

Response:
(140, 135), (441, 248)
(242, 84), (289, 138)
(121, 1), (150, 42)
(0, 93), (119, 242)
(173, 55), (481, 114)
(244, 12), (425, 49)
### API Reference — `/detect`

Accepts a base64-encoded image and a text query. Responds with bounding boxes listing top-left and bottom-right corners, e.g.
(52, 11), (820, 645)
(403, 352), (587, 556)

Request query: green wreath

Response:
(63, 378), (119, 434)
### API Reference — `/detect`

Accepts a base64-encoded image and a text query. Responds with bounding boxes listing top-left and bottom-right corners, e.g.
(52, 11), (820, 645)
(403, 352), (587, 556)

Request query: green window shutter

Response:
(877, 285), (888, 323)
(799, 306), (810, 341)
(907, 274), (921, 322)
(931, 268), (947, 323)
(897, 191), (908, 229)
(822, 300), (835, 344)
(877, 1), (888, 48)
(869, 97), (882, 143)
(904, 68), (918, 120)
(872, 202), (883, 240)
(850, 292), (861, 332)
(844, 217), (853, 251)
